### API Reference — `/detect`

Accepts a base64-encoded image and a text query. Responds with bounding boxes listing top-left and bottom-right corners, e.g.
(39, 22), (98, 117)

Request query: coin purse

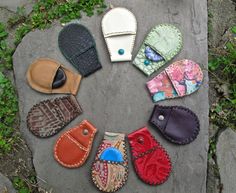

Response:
(91, 132), (128, 192)
(102, 7), (137, 62)
(133, 24), (182, 76)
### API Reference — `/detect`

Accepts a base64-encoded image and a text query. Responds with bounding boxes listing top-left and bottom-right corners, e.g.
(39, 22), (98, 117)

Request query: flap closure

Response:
(70, 40), (95, 59)
(150, 105), (172, 132)
(104, 31), (136, 38)
(102, 7), (137, 38)
(144, 24), (182, 61)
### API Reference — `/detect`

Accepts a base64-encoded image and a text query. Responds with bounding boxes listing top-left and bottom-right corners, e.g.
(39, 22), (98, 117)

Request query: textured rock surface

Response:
(217, 129), (236, 193)
(13, 0), (208, 192)
(0, 173), (16, 193)
(0, 0), (35, 14)
(208, 0), (236, 48)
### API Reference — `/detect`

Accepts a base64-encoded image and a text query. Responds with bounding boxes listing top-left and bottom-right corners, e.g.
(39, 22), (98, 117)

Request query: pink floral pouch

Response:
(146, 59), (203, 102)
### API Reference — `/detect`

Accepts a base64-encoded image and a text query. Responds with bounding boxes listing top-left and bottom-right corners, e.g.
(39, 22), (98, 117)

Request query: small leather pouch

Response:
(26, 58), (81, 95)
(146, 59), (203, 102)
(58, 24), (102, 77)
(149, 105), (200, 145)
(133, 24), (182, 76)
(128, 127), (171, 185)
(91, 132), (128, 192)
(102, 7), (137, 62)
(54, 120), (97, 168)
(27, 95), (82, 138)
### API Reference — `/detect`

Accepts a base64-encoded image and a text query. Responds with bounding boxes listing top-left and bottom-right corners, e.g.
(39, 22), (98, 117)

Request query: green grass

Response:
(209, 27), (236, 131)
(0, 23), (18, 154)
(208, 26), (236, 161)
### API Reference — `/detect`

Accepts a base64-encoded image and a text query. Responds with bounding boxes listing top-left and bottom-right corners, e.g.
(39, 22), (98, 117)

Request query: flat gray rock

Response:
(13, 0), (208, 192)
(0, 0), (35, 14)
(217, 129), (236, 193)
(0, 173), (16, 193)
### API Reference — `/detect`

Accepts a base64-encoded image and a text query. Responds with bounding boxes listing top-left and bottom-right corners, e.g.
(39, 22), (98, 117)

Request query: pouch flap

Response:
(149, 105), (172, 132)
(144, 24), (182, 61)
(165, 60), (204, 97)
(104, 31), (136, 38)
(102, 7), (137, 37)
(58, 24), (95, 59)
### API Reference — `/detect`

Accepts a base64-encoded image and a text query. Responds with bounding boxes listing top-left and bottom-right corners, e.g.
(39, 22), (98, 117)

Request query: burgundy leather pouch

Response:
(149, 105), (200, 145)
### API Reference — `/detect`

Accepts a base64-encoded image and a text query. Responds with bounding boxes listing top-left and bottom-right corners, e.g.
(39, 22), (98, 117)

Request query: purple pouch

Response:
(149, 105), (200, 145)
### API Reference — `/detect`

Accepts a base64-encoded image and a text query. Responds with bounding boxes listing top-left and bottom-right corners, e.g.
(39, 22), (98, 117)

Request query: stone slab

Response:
(0, 173), (16, 193)
(0, 0), (35, 14)
(13, 0), (209, 192)
(217, 129), (236, 193)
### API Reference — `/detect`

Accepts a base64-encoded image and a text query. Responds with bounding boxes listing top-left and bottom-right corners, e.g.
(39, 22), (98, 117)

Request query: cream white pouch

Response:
(102, 7), (137, 62)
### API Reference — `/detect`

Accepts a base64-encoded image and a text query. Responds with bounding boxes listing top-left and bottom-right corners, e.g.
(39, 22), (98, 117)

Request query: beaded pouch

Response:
(128, 127), (171, 185)
(102, 7), (137, 62)
(91, 132), (128, 192)
(150, 105), (200, 145)
(54, 120), (97, 168)
(133, 24), (183, 76)
(146, 59), (203, 102)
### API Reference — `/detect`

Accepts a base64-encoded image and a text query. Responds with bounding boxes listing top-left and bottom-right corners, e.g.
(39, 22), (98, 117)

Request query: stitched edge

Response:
(133, 24), (183, 76)
(128, 129), (172, 185)
(149, 105), (200, 145)
(101, 7), (137, 61)
(145, 24), (183, 62)
(54, 120), (97, 168)
(91, 136), (128, 192)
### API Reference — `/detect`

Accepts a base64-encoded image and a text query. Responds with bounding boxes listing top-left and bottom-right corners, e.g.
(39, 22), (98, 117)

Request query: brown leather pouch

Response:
(54, 120), (97, 168)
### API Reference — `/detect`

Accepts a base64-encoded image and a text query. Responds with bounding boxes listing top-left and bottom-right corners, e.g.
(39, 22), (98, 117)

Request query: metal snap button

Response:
(137, 136), (144, 144)
(158, 115), (164, 121)
(83, 129), (89, 135)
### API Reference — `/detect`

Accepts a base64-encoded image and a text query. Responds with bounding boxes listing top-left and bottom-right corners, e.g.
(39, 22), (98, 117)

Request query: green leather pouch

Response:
(133, 24), (183, 76)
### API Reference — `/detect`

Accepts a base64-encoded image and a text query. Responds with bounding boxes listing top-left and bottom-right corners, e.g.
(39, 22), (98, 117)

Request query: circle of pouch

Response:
(128, 127), (171, 185)
(149, 105), (200, 145)
(146, 59), (204, 102)
(133, 24), (183, 76)
(91, 132), (128, 192)
(26, 58), (81, 95)
(58, 23), (102, 77)
(54, 120), (97, 168)
(27, 95), (82, 138)
(101, 7), (137, 62)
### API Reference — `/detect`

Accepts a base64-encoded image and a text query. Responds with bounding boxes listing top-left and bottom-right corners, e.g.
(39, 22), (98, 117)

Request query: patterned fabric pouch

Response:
(133, 24), (183, 76)
(27, 95), (82, 137)
(91, 132), (128, 192)
(146, 59), (203, 102)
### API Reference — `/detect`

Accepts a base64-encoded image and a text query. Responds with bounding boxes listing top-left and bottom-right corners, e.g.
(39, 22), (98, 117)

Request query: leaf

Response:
(0, 31), (8, 38)
(232, 26), (236, 34)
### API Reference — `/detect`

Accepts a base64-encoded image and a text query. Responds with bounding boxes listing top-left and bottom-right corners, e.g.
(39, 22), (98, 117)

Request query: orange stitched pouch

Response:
(54, 120), (97, 168)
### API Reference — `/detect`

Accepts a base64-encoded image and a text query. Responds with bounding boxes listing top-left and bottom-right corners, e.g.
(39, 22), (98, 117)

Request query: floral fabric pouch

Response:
(146, 59), (203, 102)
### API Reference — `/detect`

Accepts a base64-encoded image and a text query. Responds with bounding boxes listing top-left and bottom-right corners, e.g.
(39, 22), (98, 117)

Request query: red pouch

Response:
(128, 127), (171, 185)
(54, 120), (97, 168)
